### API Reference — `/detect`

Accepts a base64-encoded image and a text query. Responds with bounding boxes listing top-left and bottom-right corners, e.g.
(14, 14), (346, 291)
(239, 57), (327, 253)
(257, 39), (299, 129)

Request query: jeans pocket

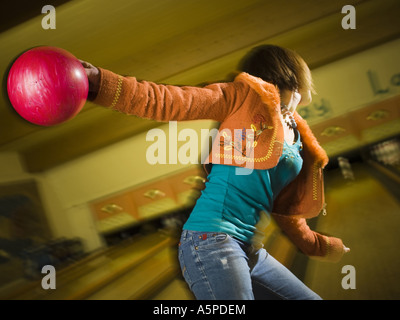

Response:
(194, 232), (229, 250)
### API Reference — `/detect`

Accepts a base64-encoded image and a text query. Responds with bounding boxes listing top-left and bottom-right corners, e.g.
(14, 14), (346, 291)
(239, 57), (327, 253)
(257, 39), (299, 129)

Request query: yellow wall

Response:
(0, 153), (25, 180)
(305, 38), (400, 125)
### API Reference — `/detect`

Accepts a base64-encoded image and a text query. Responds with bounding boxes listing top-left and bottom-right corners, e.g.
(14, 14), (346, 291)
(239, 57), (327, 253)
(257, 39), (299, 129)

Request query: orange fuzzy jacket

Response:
(93, 68), (345, 263)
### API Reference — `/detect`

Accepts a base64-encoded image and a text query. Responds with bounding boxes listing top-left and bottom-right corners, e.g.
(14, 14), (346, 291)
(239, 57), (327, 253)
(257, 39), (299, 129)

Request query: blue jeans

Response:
(178, 230), (322, 300)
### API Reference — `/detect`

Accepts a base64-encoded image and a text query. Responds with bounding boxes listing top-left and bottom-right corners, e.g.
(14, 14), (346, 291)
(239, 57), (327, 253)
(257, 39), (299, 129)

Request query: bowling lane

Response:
(304, 162), (400, 300)
(2, 231), (184, 300)
(86, 246), (177, 300)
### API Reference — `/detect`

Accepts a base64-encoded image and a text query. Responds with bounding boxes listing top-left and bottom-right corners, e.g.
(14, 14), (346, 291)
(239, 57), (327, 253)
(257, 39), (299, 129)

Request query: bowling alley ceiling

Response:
(1, 0), (400, 172)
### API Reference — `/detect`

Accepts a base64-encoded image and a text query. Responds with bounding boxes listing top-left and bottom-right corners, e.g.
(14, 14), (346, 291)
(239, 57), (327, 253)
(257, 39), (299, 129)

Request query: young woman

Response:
(81, 45), (349, 300)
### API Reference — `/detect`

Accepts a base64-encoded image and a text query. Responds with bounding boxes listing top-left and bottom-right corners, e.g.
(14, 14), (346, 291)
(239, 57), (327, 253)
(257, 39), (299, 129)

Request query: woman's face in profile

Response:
(298, 88), (312, 106)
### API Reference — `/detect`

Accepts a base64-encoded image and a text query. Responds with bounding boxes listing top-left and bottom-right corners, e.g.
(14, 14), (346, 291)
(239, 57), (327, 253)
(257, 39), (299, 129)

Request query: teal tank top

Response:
(183, 131), (303, 243)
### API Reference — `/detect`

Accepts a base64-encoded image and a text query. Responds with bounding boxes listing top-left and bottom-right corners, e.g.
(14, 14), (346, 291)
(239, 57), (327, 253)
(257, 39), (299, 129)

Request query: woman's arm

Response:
(81, 61), (244, 122)
(272, 213), (348, 262)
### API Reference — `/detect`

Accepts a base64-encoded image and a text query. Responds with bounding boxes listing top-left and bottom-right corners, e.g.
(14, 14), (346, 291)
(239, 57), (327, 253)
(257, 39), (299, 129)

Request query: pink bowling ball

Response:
(7, 46), (88, 126)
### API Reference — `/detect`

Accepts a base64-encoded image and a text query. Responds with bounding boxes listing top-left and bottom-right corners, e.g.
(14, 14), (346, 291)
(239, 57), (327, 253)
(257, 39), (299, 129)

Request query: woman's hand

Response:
(79, 60), (100, 100)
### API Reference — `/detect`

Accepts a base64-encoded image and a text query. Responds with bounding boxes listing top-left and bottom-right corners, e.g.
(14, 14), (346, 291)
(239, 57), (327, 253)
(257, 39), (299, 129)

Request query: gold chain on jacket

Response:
(110, 76), (123, 109)
(313, 162), (319, 201)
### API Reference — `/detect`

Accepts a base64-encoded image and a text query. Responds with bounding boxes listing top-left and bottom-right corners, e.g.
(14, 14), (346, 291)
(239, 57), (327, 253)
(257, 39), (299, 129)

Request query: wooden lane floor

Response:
(304, 162), (400, 300)
(5, 231), (181, 300)
(87, 245), (178, 300)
